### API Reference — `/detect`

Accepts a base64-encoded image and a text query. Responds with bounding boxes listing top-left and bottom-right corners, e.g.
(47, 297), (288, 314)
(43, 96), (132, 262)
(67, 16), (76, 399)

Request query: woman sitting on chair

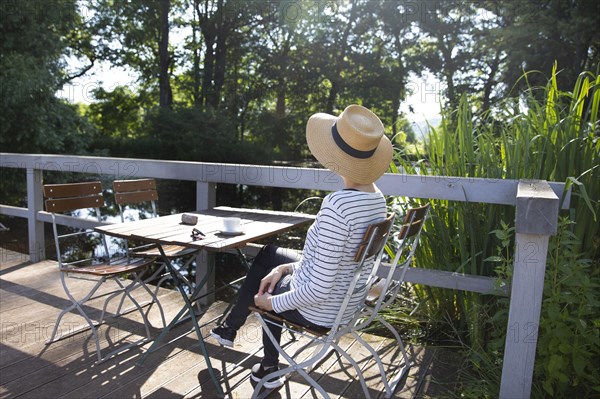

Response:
(211, 104), (393, 389)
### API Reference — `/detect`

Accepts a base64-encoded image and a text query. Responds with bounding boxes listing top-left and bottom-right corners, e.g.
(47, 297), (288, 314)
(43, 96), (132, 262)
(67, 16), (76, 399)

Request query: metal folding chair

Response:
(249, 212), (397, 399)
(350, 202), (431, 398)
(112, 179), (198, 314)
(43, 181), (165, 363)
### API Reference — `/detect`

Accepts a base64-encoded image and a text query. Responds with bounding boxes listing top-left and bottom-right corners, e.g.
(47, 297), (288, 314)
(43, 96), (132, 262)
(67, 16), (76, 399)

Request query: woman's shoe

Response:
(250, 363), (286, 389)
(210, 322), (236, 347)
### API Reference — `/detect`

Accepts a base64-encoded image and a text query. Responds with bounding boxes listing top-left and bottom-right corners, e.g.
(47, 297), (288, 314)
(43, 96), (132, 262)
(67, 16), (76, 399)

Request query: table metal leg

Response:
(236, 247), (251, 271)
(138, 244), (224, 397)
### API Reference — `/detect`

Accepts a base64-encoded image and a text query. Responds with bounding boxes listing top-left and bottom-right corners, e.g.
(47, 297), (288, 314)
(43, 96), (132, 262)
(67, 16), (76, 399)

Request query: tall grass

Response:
(389, 66), (599, 396)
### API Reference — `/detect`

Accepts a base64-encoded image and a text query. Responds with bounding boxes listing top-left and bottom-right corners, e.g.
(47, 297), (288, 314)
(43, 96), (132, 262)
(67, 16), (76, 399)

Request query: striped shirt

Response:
(271, 188), (387, 327)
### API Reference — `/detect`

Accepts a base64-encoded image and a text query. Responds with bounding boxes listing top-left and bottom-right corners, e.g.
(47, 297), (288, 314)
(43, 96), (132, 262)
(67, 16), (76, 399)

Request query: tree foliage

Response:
(0, 0), (94, 153)
(4, 0), (598, 161)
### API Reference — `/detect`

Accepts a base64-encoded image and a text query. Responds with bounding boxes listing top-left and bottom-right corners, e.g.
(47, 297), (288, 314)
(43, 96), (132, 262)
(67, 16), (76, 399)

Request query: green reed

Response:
(388, 66), (599, 395)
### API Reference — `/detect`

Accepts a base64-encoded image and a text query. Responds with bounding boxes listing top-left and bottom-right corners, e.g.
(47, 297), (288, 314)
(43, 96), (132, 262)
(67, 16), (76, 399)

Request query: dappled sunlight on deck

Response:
(0, 248), (456, 398)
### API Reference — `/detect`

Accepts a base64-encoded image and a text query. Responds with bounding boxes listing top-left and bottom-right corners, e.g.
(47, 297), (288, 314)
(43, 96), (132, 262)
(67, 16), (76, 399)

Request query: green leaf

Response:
(542, 380), (554, 396)
(558, 343), (571, 354)
(484, 256), (503, 262)
(548, 354), (563, 374)
(557, 372), (569, 383)
(573, 353), (586, 376)
(567, 176), (597, 221)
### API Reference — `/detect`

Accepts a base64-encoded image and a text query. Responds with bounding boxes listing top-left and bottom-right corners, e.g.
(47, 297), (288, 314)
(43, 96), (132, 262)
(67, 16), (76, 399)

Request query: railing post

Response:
(196, 181), (216, 211)
(500, 180), (559, 398)
(26, 168), (45, 262)
(195, 181), (217, 303)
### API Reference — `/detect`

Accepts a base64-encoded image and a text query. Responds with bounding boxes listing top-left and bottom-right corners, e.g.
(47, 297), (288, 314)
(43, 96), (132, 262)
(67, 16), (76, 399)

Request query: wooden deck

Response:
(0, 249), (455, 398)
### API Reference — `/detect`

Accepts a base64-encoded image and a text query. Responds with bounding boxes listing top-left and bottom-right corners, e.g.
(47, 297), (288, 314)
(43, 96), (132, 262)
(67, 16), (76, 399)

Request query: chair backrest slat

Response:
(113, 179), (158, 206)
(114, 190), (158, 205)
(113, 179), (156, 194)
(45, 195), (104, 213)
(354, 213), (395, 262)
(351, 202), (430, 334)
(398, 203), (430, 239)
(43, 181), (103, 199)
(328, 212), (396, 331)
(398, 217), (425, 239)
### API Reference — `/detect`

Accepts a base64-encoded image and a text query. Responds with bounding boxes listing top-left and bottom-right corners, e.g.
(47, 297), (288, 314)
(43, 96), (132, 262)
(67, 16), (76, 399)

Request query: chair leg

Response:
(331, 341), (372, 399)
(101, 286), (128, 322)
(290, 339), (333, 373)
(99, 273), (141, 323)
(377, 315), (410, 363)
(46, 302), (77, 343)
(351, 331), (392, 396)
(113, 262), (177, 319)
(47, 273), (106, 363)
(112, 265), (158, 316)
(252, 359), (331, 399)
(251, 314), (332, 399)
(151, 257), (197, 312)
(112, 276), (153, 340)
(50, 274), (153, 364)
(138, 250), (225, 397)
(107, 268), (167, 329)
(156, 255), (196, 288)
(352, 314), (411, 398)
(376, 316), (412, 397)
(135, 272), (167, 327)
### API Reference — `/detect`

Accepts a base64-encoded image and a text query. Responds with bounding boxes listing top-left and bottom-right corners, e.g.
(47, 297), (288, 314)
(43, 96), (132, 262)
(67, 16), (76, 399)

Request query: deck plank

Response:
(1, 262), (172, 369)
(0, 249), (452, 398)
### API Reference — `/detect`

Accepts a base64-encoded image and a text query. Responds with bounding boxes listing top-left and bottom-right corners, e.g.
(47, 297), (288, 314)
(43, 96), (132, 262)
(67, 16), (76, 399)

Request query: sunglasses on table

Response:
(191, 228), (206, 241)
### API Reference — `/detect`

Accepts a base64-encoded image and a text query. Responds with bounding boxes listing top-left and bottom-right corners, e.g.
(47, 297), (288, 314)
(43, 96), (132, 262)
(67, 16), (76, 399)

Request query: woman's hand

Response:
(258, 263), (292, 295)
(254, 292), (273, 311)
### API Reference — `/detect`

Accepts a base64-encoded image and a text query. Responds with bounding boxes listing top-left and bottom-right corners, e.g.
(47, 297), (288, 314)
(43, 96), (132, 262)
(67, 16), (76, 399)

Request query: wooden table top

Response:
(95, 206), (315, 252)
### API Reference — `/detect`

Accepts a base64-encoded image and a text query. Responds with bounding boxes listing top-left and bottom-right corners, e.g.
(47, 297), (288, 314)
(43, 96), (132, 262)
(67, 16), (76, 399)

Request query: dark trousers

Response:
(225, 245), (322, 366)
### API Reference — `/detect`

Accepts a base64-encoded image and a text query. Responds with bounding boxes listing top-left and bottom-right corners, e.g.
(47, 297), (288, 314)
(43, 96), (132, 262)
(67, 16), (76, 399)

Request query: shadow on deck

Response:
(0, 248), (459, 398)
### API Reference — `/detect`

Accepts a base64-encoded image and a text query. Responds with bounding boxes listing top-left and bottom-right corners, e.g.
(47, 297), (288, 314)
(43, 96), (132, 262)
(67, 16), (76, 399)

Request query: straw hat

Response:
(306, 105), (393, 184)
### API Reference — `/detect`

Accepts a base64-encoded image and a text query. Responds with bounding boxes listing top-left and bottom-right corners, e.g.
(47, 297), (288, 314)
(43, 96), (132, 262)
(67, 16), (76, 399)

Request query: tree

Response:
(189, 0), (252, 109)
(0, 0), (92, 153)
(416, 1), (482, 111)
(490, 0), (600, 93)
(307, 1), (364, 113)
(158, 0), (173, 108)
(370, 0), (416, 137)
(87, 0), (174, 108)
(85, 86), (143, 138)
(19, 0), (595, 163)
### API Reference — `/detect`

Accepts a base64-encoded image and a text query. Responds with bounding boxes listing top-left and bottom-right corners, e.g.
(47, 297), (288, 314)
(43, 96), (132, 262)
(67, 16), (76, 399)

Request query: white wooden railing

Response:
(0, 153), (570, 399)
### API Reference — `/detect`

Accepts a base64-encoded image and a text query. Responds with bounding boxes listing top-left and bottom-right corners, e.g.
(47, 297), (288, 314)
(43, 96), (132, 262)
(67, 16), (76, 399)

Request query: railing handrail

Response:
(1, 153), (570, 207)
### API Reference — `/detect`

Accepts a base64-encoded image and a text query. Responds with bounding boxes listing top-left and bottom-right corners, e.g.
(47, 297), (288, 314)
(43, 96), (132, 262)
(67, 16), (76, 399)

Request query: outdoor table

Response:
(95, 206), (314, 396)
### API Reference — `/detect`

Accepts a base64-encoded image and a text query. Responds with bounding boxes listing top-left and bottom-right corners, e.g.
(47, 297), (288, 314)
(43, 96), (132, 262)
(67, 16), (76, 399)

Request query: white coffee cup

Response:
(222, 217), (242, 232)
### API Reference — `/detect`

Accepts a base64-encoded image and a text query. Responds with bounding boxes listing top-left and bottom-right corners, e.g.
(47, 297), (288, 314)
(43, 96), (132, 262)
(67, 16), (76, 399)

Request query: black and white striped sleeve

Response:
(272, 199), (349, 312)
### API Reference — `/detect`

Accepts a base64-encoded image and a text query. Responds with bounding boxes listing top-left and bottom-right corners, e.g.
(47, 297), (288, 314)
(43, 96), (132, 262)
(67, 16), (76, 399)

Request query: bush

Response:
(459, 219), (600, 397)
(387, 67), (599, 397)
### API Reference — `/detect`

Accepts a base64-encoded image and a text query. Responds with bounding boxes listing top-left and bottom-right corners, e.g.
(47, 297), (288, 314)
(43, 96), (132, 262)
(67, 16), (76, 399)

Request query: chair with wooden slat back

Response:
(248, 212), (396, 399)
(350, 202), (431, 399)
(43, 181), (165, 363)
(112, 179), (198, 306)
